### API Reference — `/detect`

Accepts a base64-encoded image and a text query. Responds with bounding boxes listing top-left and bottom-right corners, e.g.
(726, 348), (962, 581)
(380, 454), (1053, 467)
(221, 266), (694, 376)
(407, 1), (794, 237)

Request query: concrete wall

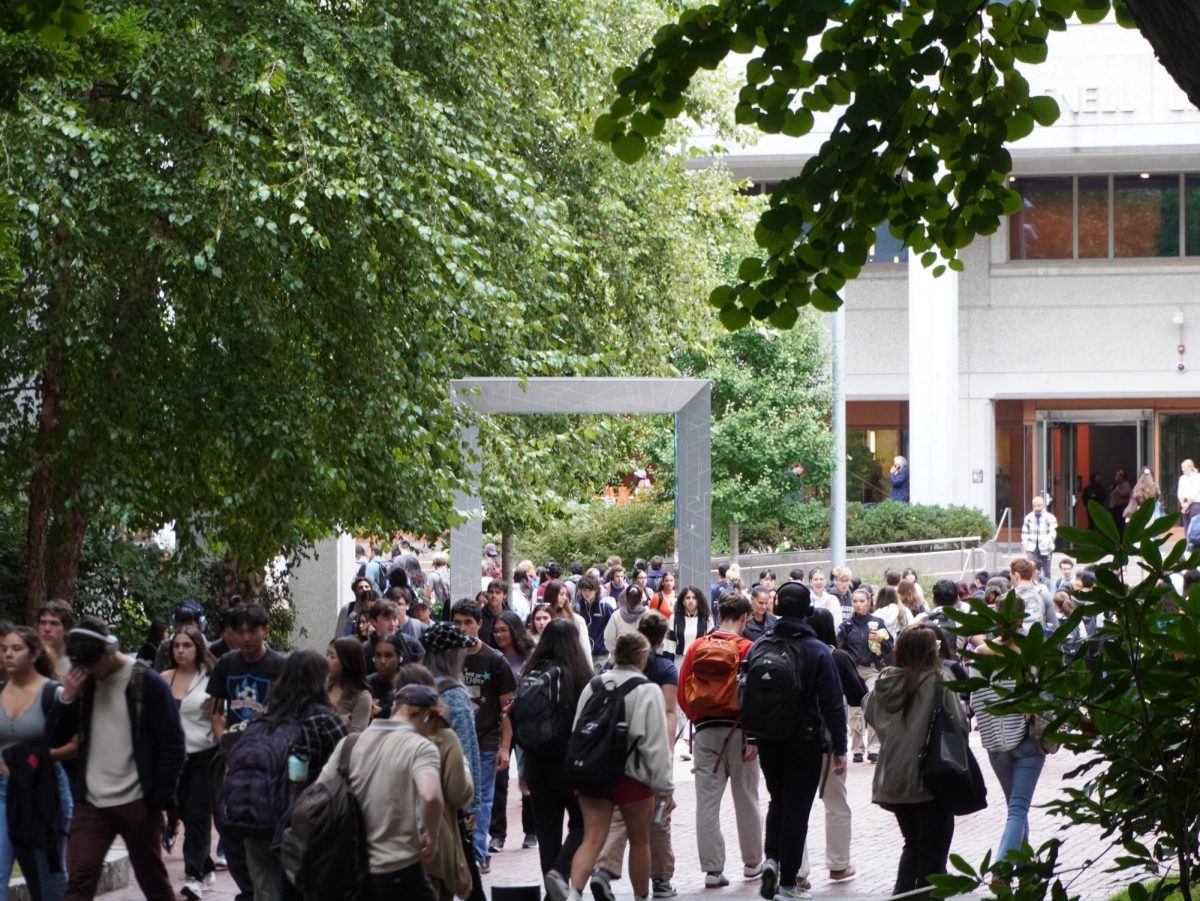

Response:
(287, 534), (355, 650)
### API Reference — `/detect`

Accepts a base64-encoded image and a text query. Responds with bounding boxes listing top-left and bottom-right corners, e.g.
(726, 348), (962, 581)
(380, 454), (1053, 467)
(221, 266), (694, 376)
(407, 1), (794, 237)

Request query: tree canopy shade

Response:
(598, 0), (1181, 327)
(0, 0), (752, 617)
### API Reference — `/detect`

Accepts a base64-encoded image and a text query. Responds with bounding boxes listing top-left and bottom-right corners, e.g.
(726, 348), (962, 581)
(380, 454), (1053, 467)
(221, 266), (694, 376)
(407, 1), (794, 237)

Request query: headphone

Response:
(66, 628), (120, 655)
(175, 601), (208, 635)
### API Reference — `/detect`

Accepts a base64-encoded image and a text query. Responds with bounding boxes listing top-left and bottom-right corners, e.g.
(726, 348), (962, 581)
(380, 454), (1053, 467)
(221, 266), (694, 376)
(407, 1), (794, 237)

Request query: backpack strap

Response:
(40, 680), (58, 719)
(336, 733), (362, 778)
(129, 661), (149, 739)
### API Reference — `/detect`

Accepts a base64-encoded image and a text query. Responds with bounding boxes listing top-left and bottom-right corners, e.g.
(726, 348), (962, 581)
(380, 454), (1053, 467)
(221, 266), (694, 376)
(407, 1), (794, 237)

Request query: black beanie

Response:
(775, 580), (813, 618)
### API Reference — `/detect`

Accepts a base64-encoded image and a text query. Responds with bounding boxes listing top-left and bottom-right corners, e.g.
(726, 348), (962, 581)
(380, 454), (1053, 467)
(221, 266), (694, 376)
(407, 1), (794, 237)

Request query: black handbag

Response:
(918, 687), (988, 816)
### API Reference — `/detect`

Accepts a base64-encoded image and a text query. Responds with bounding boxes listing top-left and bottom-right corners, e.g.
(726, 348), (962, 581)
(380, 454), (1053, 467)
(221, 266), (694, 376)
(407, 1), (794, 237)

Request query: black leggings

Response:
(490, 766), (537, 842)
(176, 746), (217, 880)
(883, 800), (955, 896)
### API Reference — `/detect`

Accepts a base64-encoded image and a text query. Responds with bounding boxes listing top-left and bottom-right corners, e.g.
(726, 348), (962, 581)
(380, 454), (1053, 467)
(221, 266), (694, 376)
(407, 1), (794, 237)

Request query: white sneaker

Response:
(181, 878), (204, 900)
(705, 872), (730, 888)
(203, 870), (216, 887)
(545, 870), (569, 901)
(775, 887), (812, 901)
(744, 861), (764, 879)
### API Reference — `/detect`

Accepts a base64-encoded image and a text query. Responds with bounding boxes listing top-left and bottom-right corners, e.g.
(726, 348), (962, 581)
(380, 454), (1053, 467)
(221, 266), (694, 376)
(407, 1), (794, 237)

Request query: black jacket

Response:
(764, 618), (849, 755)
(48, 660), (185, 811)
(837, 612), (892, 668)
(743, 611), (779, 643)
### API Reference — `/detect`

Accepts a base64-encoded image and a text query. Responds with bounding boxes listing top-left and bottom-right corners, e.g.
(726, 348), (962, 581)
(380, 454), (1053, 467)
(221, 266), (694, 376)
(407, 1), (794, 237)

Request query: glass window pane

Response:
(1186, 175), (1200, 256)
(868, 223), (908, 264)
(1009, 177), (1073, 260)
(1078, 176), (1108, 259)
(1114, 175), (1179, 258)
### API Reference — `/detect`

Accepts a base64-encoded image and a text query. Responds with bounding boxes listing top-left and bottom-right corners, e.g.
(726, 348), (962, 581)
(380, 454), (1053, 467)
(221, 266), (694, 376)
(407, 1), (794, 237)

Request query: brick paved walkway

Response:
(103, 733), (1133, 900)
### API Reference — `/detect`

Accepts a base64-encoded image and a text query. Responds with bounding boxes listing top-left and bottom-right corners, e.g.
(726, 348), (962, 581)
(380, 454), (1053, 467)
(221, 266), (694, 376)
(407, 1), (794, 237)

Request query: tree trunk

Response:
(729, 519), (739, 563)
(25, 350), (65, 623)
(46, 503), (88, 603)
(1123, 0), (1200, 111)
(501, 530), (514, 588)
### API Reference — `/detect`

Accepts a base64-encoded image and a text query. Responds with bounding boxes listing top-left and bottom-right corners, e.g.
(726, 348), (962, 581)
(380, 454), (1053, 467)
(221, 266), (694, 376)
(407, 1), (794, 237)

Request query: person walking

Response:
(865, 623), (969, 898)
(509, 619), (595, 901)
(676, 594), (762, 889)
(159, 625), (219, 899)
(1020, 495), (1057, 586)
(564, 633), (674, 901)
(740, 581), (847, 901)
(326, 637), (371, 733)
(316, 683), (444, 901)
(50, 617), (186, 901)
(837, 589), (892, 764)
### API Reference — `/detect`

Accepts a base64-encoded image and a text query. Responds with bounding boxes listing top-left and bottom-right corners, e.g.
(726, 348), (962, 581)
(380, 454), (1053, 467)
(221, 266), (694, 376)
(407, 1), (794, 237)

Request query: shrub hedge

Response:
(518, 497), (995, 564)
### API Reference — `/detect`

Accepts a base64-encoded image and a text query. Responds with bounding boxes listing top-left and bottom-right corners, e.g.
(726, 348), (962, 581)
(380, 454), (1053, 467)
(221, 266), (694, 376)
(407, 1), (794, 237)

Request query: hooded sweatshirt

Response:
(864, 667), (968, 805)
(604, 602), (647, 652)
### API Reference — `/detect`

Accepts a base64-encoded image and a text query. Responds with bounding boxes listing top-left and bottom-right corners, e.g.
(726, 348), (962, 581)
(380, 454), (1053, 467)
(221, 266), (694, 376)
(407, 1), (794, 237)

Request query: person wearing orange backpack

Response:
(676, 593), (763, 889)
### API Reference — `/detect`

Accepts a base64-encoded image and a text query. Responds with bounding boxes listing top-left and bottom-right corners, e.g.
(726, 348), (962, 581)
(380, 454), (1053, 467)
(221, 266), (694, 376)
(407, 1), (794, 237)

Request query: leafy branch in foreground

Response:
(599, 0), (1134, 327)
(933, 501), (1200, 901)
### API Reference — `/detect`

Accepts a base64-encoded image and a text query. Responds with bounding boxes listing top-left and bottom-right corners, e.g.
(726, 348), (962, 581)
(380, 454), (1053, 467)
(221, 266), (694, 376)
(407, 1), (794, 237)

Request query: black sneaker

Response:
(590, 868), (617, 901)
(852, 752), (864, 763)
(868, 752), (879, 763)
(489, 837), (505, 853)
(522, 834), (538, 849)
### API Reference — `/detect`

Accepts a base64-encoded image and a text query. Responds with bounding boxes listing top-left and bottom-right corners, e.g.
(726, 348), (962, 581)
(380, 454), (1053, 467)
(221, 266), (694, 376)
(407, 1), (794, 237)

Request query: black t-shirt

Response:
(643, 651), (679, 688)
(461, 643), (517, 753)
(206, 648), (288, 728)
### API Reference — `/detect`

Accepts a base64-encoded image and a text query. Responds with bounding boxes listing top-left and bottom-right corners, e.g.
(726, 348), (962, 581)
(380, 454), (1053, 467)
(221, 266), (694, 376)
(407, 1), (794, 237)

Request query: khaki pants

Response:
(848, 666), (880, 755)
(797, 756), (852, 877)
(693, 725), (763, 874)
(596, 807), (674, 881)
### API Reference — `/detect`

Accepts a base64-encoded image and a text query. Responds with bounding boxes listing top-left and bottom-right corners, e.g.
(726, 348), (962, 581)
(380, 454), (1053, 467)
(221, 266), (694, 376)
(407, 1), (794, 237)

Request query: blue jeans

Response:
(0, 764), (72, 901)
(473, 751), (498, 865)
(987, 735), (1046, 862)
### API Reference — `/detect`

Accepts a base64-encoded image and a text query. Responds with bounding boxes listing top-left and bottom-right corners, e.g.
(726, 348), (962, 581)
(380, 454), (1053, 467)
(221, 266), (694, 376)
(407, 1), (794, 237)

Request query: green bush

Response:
(518, 496), (675, 566)
(518, 497), (995, 563)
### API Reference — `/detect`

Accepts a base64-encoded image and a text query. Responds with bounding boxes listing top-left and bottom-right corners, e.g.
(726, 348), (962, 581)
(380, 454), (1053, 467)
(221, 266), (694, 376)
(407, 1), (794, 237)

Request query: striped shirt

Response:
(970, 678), (1027, 752)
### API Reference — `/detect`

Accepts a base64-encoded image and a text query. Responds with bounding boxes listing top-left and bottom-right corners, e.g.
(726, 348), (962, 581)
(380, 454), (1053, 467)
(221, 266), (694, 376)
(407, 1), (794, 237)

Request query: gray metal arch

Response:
(449, 377), (712, 600)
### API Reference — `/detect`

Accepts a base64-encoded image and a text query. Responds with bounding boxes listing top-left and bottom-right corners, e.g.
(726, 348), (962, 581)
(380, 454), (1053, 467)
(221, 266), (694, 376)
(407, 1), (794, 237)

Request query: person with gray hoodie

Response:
(865, 623), (969, 898)
(603, 584), (648, 652)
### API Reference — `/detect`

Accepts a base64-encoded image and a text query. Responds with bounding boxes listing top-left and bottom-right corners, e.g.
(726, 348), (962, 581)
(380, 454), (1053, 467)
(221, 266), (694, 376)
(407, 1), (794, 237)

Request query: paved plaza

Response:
(104, 731), (1133, 901)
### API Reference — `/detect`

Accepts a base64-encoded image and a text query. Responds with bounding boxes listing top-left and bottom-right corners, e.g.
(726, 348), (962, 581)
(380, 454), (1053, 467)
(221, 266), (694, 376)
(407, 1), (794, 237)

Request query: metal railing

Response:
(989, 507), (1012, 572)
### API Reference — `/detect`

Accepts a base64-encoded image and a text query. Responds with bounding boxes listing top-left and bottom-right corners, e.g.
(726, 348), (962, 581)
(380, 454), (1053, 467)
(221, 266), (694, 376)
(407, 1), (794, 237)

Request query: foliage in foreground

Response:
(932, 502), (1200, 901)
(599, 0), (1138, 327)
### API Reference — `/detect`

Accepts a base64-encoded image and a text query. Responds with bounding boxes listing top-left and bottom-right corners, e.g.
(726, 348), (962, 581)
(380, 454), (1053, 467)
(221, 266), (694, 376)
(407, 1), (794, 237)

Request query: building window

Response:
(868, 222), (908, 264)
(1010, 174), (1197, 261)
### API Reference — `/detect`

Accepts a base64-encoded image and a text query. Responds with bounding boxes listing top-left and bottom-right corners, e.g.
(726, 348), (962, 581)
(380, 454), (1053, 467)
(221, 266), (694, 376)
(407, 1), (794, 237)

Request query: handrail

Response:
(992, 507), (1011, 545)
(843, 535), (982, 554)
(710, 535), (983, 567)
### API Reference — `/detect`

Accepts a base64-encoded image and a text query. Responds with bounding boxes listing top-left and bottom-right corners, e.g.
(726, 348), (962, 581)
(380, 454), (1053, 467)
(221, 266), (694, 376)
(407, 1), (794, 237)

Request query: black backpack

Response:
(739, 630), (820, 743)
(281, 734), (367, 900)
(220, 717), (302, 839)
(511, 664), (575, 756)
(565, 675), (647, 793)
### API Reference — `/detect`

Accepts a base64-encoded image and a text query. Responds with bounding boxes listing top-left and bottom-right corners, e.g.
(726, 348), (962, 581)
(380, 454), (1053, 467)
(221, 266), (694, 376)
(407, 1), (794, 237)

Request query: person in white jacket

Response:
(566, 633), (673, 901)
(1178, 459), (1200, 533)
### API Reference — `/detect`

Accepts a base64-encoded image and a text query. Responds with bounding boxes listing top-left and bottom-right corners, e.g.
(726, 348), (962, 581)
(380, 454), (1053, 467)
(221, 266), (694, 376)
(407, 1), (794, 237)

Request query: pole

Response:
(831, 304), (847, 569)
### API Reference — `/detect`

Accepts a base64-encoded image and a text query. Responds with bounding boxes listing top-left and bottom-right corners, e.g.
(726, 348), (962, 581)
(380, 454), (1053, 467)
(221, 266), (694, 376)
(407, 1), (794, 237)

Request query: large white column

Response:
(963, 396), (996, 515)
(288, 533), (356, 650)
(907, 253), (959, 505)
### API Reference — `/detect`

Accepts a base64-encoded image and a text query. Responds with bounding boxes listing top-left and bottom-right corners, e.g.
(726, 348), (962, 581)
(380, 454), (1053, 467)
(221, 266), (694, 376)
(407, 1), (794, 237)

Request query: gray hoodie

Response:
(864, 668), (968, 805)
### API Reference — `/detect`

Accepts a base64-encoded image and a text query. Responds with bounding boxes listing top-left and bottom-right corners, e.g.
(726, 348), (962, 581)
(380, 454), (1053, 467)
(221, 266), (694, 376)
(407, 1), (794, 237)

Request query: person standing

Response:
(575, 575), (615, 672)
(36, 600), (75, 679)
(1020, 495), (1057, 584)
(740, 581), (848, 901)
(889, 456), (910, 503)
(1178, 460), (1200, 533)
(676, 594), (762, 889)
(1109, 469), (1133, 535)
(50, 617), (185, 901)
(865, 624), (969, 898)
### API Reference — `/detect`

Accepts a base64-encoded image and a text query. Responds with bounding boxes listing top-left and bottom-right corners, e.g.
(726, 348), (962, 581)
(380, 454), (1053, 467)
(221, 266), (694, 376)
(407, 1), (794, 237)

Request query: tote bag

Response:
(918, 688), (988, 816)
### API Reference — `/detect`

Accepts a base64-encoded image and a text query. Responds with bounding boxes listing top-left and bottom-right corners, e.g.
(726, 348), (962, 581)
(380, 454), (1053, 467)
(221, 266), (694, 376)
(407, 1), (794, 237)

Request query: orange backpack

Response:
(683, 634), (742, 719)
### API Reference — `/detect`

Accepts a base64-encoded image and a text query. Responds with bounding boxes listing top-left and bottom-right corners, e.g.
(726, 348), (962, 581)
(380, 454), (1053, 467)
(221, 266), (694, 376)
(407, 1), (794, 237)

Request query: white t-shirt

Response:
(86, 660), (142, 808)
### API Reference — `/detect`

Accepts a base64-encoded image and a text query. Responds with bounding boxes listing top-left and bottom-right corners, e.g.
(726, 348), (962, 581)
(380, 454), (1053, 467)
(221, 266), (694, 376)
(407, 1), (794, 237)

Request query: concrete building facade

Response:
(696, 19), (1200, 531)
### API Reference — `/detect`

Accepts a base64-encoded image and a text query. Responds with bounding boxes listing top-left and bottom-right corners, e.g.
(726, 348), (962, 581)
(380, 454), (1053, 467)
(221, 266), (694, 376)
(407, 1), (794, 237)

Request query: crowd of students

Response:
(0, 545), (1113, 901)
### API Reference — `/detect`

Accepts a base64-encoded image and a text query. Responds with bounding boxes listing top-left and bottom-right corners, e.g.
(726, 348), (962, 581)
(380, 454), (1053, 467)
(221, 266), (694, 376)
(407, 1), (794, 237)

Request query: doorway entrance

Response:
(1036, 410), (1151, 529)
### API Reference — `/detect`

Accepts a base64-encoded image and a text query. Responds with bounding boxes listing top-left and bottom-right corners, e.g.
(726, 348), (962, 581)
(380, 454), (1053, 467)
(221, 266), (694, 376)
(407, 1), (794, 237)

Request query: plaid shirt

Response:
(1021, 510), (1057, 555)
(289, 708), (349, 779)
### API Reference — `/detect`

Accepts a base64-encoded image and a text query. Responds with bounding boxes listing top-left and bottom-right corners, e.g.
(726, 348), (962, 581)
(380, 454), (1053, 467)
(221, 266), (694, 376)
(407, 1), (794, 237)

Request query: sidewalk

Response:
(103, 733), (1132, 900)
